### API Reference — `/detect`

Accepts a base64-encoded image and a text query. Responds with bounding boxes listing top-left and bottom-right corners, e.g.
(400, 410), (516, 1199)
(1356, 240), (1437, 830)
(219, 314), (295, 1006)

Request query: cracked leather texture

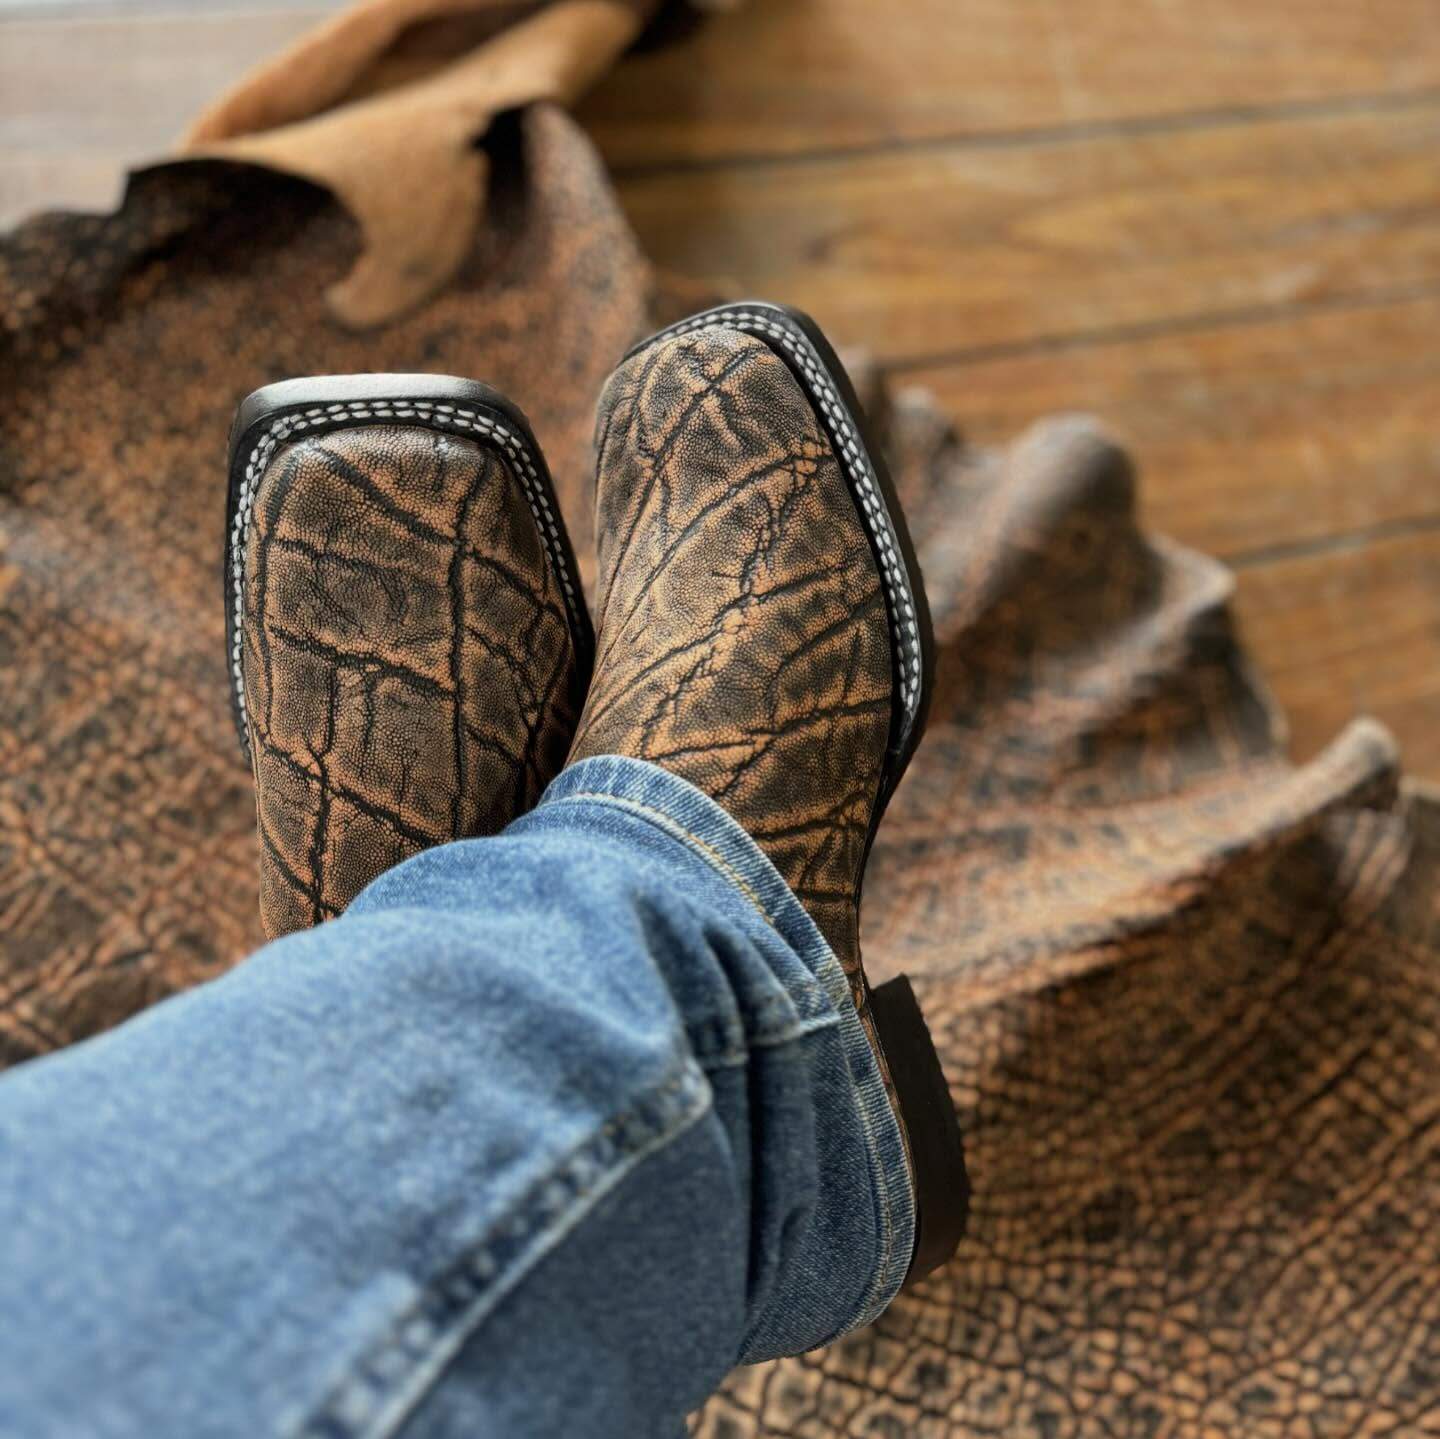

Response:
(570, 325), (893, 977)
(0, 106), (654, 1045)
(241, 424), (581, 937)
(690, 404), (1440, 1439)
(5, 98), (1440, 1437)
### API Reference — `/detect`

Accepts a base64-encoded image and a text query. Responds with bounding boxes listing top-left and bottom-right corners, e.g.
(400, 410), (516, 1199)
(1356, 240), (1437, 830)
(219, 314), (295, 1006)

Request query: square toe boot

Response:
(225, 375), (593, 939)
(569, 305), (968, 1283)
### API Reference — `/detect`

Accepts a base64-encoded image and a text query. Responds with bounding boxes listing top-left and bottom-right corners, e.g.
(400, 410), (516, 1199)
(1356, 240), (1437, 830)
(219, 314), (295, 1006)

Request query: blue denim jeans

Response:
(0, 757), (913, 1438)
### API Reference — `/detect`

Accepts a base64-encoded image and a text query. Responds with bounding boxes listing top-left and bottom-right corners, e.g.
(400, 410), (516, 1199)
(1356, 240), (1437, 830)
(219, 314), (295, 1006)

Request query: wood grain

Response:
(906, 301), (1440, 776)
(1236, 529), (1440, 776)
(583, 0), (1440, 165)
(615, 99), (1440, 364)
(0, 11), (325, 152)
(0, 10), (327, 222)
(904, 292), (1440, 562)
(3, 0), (1438, 778)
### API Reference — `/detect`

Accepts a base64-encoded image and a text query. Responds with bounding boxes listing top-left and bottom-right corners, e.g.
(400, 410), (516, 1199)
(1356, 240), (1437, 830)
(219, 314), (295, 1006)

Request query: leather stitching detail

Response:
(229, 399), (584, 753)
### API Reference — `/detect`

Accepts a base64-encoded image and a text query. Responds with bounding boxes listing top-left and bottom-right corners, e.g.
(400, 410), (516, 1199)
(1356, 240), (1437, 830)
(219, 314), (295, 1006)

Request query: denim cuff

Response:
(528, 754), (915, 1333)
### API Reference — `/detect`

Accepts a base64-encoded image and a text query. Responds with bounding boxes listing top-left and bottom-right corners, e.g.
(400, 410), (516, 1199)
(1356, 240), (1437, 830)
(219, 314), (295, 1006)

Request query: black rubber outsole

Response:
(222, 373), (595, 758)
(627, 303), (969, 1285)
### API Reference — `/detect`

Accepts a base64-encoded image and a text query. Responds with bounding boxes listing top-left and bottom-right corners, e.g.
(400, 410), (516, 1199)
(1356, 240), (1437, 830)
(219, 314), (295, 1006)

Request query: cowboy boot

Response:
(225, 375), (593, 939)
(569, 303), (968, 1282)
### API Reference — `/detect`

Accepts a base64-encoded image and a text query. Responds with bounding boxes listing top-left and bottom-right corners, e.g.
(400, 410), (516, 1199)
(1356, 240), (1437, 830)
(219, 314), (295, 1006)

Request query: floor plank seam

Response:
(1225, 511), (1440, 573)
(606, 83), (1440, 179)
(879, 277), (1440, 375)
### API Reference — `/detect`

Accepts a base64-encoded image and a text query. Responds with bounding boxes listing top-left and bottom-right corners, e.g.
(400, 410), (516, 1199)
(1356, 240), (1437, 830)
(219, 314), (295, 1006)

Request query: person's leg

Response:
(0, 755), (912, 1439)
(572, 306), (968, 1274)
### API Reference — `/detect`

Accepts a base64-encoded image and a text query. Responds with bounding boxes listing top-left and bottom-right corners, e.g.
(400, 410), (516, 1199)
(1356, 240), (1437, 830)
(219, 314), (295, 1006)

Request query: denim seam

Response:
(543, 792), (780, 932)
(546, 778), (912, 1333)
(823, 1028), (905, 1338)
(682, 991), (837, 1070)
(291, 1057), (712, 1439)
(693, 1011), (843, 1073)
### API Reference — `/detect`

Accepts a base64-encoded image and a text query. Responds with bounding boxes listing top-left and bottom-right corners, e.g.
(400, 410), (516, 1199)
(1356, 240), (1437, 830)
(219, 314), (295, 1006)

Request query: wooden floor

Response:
(5, 0), (1440, 777)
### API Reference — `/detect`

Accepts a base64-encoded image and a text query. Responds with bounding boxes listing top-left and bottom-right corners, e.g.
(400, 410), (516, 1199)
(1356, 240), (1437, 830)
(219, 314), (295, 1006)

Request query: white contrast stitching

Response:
(229, 400), (584, 752)
(293, 1061), (710, 1439)
(653, 309), (922, 727)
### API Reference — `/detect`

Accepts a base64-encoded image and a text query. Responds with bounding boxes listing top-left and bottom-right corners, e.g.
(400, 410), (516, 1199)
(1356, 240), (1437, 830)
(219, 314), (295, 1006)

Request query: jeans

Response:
(0, 756), (914, 1439)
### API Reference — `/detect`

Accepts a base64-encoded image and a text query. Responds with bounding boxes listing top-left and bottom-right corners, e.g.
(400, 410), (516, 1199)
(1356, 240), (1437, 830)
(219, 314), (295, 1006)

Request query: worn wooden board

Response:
(903, 304), (1440, 776)
(904, 292), (1440, 562)
(582, 0), (1440, 165)
(0, 10), (327, 221)
(3, 0), (1438, 778)
(1236, 529), (1440, 777)
(615, 99), (1440, 364)
(0, 11), (325, 152)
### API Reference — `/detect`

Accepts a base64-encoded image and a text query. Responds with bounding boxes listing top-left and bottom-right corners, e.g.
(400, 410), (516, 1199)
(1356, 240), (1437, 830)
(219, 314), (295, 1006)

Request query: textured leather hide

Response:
(691, 405), (1440, 1439)
(241, 425), (584, 937)
(0, 107), (650, 1050)
(2, 98), (1438, 1439)
(571, 325), (893, 974)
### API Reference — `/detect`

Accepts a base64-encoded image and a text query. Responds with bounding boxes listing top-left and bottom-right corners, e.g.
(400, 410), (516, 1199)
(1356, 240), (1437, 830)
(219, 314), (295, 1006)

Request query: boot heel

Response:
(870, 974), (970, 1285)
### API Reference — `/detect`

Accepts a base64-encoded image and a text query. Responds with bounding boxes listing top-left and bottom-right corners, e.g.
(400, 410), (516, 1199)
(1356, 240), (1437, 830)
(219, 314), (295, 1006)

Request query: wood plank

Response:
(615, 99), (1440, 365)
(901, 299), (1440, 779)
(4, 2), (1436, 787)
(0, 1), (329, 13)
(584, 0), (1440, 166)
(1237, 529), (1440, 777)
(5, 0), (1440, 222)
(0, 12), (328, 152)
(903, 293), (1440, 562)
(0, 10), (327, 223)
(0, 146), (132, 225)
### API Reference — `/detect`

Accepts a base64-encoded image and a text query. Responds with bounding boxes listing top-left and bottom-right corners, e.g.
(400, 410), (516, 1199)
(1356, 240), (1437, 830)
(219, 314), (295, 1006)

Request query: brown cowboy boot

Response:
(569, 303), (968, 1282)
(225, 375), (593, 939)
